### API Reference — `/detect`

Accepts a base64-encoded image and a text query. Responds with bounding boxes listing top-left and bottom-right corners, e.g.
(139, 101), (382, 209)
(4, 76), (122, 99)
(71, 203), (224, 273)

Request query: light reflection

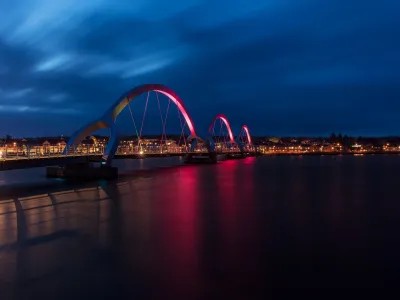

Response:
(151, 166), (201, 298)
(215, 158), (260, 285)
(0, 184), (118, 292)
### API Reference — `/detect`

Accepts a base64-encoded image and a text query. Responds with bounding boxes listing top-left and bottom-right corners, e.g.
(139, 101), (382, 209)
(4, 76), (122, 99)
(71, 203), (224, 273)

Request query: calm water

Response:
(1, 155), (400, 298)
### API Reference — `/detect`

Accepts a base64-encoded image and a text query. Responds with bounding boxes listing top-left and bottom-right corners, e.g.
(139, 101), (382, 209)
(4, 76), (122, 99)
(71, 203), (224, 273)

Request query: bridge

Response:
(0, 84), (256, 177)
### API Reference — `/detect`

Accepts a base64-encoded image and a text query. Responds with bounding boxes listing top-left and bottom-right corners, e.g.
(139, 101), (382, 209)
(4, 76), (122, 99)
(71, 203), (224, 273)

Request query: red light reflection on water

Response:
(151, 166), (202, 298)
(121, 158), (260, 297)
(214, 158), (261, 294)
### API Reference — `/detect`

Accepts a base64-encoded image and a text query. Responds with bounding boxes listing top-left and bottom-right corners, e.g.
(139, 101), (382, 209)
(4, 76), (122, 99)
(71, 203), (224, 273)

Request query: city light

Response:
(1, 134), (400, 163)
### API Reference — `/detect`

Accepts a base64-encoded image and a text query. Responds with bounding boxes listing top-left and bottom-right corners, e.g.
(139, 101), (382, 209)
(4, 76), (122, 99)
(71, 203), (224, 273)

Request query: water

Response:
(1, 155), (400, 298)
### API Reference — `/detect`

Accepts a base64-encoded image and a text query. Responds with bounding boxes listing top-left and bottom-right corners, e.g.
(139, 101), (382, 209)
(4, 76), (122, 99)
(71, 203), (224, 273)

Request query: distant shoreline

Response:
(261, 151), (400, 156)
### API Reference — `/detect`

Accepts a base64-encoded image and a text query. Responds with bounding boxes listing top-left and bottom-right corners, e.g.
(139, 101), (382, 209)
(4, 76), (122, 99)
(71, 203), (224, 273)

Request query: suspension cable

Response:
(177, 107), (183, 148)
(156, 92), (172, 152)
(210, 120), (216, 145)
(177, 106), (188, 152)
(156, 91), (165, 149)
(163, 98), (171, 145)
(219, 119), (224, 146)
(128, 101), (140, 141)
(139, 91), (150, 149)
(179, 121), (188, 152)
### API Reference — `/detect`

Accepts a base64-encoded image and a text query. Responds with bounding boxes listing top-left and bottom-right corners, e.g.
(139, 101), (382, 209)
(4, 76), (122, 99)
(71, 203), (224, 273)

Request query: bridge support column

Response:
(184, 152), (229, 164)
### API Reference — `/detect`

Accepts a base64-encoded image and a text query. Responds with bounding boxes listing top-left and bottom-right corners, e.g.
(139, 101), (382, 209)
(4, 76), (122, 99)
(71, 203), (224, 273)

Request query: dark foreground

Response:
(1, 155), (400, 298)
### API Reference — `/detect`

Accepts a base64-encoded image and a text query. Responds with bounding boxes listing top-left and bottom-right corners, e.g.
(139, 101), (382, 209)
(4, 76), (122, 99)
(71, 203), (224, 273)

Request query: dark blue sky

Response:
(0, 0), (399, 137)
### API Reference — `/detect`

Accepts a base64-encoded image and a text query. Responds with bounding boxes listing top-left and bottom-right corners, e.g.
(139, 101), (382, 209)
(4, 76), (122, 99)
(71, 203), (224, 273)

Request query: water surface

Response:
(1, 155), (400, 298)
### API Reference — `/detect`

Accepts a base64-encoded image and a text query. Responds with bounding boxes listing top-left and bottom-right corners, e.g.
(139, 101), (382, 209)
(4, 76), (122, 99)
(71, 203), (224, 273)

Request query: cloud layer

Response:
(0, 0), (399, 137)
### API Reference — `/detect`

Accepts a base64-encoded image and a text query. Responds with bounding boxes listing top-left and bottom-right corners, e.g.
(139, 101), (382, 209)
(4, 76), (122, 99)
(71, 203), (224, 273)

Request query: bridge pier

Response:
(225, 152), (257, 159)
(184, 152), (226, 164)
(46, 163), (118, 180)
(184, 151), (257, 164)
(226, 153), (246, 159)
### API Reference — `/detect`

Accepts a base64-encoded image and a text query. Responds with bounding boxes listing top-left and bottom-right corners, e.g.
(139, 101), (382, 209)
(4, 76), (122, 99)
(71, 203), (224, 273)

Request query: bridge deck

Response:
(0, 152), (248, 171)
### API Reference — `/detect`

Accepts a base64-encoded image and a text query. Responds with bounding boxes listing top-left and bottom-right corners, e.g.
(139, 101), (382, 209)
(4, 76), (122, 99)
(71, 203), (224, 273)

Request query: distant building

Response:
(268, 137), (280, 143)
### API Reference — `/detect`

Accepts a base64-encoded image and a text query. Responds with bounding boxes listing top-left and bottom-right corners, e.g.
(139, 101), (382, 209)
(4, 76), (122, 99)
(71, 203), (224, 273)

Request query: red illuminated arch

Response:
(241, 125), (252, 145)
(208, 114), (235, 144)
(107, 84), (197, 137)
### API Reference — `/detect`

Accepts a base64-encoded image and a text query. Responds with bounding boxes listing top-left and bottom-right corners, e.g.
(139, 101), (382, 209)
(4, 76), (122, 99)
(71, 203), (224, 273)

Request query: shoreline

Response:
(1, 152), (400, 199)
(260, 151), (400, 156)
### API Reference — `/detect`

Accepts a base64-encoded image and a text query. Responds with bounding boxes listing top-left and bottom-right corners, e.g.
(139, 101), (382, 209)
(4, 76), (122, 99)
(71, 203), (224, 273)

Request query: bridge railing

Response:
(0, 144), (210, 160)
(0, 144), (105, 160)
(213, 143), (255, 153)
(114, 145), (207, 155)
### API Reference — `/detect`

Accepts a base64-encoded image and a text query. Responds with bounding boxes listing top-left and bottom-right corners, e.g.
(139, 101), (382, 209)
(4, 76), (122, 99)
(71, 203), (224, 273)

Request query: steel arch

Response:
(240, 125), (252, 145)
(65, 84), (201, 165)
(236, 124), (253, 153)
(208, 114), (235, 144)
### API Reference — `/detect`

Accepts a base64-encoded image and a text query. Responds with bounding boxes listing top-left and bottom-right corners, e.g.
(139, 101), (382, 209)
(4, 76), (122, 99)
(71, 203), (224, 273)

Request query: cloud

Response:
(0, 104), (80, 114)
(1, 88), (34, 99)
(0, 0), (399, 137)
(47, 93), (69, 103)
(35, 54), (72, 72)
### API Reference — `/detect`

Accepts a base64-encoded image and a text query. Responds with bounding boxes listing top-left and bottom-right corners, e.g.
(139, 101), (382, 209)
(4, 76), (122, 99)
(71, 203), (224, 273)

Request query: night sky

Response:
(0, 0), (399, 137)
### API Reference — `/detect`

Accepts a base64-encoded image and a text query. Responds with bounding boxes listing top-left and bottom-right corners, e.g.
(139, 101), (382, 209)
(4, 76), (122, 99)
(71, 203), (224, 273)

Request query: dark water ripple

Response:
(1, 155), (400, 298)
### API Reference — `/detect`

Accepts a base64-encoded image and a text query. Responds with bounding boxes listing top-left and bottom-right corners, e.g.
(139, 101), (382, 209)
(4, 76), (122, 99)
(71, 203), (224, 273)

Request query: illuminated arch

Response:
(208, 114), (235, 144)
(236, 125), (253, 153)
(65, 84), (201, 165)
(240, 125), (252, 145)
(106, 84), (197, 136)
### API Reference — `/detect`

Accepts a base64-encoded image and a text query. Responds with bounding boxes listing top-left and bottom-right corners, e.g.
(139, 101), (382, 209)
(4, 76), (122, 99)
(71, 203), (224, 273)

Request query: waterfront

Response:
(1, 155), (400, 297)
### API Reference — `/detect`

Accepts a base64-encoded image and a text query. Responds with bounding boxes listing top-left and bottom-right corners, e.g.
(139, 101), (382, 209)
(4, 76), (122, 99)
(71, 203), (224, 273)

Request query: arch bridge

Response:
(208, 114), (253, 153)
(0, 84), (256, 175)
(65, 84), (255, 166)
